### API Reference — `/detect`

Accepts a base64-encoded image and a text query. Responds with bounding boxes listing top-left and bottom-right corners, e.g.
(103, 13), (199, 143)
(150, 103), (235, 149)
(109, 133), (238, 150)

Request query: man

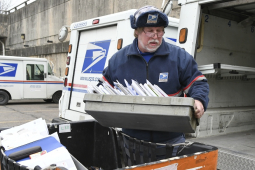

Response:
(102, 6), (209, 156)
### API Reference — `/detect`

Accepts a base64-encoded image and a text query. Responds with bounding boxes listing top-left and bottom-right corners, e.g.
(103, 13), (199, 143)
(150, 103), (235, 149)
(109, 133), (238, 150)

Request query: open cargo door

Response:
(69, 25), (117, 113)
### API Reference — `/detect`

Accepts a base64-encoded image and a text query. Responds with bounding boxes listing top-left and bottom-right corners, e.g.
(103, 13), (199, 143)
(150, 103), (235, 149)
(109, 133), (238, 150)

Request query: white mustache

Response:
(148, 39), (159, 44)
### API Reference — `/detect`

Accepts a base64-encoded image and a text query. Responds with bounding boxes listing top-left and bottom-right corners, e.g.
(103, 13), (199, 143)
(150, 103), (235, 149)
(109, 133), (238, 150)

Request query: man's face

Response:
(136, 27), (164, 53)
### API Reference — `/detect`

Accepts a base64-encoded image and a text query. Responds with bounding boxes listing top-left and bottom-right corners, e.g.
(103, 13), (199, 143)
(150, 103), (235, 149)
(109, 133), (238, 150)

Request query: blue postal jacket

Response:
(103, 38), (209, 143)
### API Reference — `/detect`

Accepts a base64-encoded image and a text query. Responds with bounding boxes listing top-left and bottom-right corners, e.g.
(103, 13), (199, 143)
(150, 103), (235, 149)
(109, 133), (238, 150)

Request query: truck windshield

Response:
(48, 63), (53, 75)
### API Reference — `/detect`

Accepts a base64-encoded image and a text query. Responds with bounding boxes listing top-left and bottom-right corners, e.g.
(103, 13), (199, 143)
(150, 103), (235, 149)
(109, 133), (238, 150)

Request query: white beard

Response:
(138, 39), (161, 53)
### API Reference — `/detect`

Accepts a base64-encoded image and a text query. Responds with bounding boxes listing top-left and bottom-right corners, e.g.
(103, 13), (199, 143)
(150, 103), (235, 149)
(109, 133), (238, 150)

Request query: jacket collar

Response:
(128, 38), (170, 56)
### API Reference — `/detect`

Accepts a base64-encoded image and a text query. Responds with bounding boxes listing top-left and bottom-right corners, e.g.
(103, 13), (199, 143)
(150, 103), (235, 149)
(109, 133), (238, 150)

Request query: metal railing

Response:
(7, 0), (36, 13)
(0, 10), (9, 15)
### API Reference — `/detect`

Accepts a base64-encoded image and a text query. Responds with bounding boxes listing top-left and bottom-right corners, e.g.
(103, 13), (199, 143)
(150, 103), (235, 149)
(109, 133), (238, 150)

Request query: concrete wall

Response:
(7, 0), (71, 50)
(0, 13), (8, 53)
(0, 0), (180, 77)
(0, 14), (8, 37)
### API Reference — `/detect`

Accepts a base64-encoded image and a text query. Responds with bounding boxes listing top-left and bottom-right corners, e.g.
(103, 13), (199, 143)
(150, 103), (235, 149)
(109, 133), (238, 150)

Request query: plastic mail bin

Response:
(83, 94), (197, 133)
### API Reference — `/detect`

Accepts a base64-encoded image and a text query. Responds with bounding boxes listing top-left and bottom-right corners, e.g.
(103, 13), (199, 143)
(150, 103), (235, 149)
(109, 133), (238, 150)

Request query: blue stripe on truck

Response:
(63, 87), (88, 93)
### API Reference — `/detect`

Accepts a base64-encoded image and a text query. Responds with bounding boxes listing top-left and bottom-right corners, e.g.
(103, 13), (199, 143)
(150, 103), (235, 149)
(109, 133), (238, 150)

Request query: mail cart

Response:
(1, 121), (218, 170)
(0, 94), (218, 170)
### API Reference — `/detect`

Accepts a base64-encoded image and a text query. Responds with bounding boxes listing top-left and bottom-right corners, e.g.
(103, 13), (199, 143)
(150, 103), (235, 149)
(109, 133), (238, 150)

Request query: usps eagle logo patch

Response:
(0, 63), (18, 77)
(159, 72), (168, 82)
(81, 40), (111, 74)
(147, 14), (158, 24)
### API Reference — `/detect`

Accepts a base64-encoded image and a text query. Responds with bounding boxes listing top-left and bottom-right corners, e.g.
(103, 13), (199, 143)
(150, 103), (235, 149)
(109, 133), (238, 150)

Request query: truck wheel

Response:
(0, 91), (9, 105)
(52, 91), (62, 103)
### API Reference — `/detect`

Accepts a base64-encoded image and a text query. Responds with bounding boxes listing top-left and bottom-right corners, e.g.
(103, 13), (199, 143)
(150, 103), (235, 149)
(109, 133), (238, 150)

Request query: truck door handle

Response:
(44, 73), (47, 78)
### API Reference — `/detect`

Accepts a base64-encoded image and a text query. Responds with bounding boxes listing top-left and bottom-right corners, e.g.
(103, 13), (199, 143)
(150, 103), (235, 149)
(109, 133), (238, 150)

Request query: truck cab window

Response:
(26, 64), (44, 80)
(48, 63), (53, 75)
(26, 67), (31, 80)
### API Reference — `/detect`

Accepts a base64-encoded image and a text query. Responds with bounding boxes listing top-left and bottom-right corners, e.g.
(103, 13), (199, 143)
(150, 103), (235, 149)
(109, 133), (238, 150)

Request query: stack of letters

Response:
(87, 79), (168, 97)
(0, 118), (77, 170)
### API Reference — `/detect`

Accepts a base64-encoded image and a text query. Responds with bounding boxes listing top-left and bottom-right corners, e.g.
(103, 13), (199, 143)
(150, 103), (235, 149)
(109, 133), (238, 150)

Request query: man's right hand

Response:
(194, 100), (204, 118)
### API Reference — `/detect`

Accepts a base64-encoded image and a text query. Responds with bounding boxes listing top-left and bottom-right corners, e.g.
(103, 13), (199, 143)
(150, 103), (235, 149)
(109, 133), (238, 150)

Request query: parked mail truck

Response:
(0, 56), (63, 105)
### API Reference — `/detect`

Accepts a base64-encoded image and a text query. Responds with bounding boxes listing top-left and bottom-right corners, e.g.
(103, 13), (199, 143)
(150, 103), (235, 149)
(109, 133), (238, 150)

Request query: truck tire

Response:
(52, 91), (62, 103)
(0, 91), (9, 105)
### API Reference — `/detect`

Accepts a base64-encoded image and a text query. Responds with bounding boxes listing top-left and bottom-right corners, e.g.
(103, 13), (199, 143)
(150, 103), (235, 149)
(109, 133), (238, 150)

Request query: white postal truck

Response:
(59, 9), (179, 121)
(59, 1), (255, 169)
(0, 56), (63, 105)
(176, 0), (255, 169)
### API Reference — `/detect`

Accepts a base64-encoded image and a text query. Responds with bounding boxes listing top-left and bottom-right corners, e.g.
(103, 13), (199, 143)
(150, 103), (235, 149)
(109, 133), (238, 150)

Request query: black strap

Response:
(1, 146), (6, 152)
(20, 165), (28, 170)
(139, 140), (144, 164)
(117, 132), (128, 166)
(14, 162), (21, 170)
(150, 143), (157, 162)
(109, 128), (125, 168)
(155, 146), (166, 156)
(134, 138), (141, 164)
(3, 155), (8, 169)
(142, 141), (149, 163)
(128, 137), (135, 165)
(8, 158), (15, 170)
(0, 148), (3, 169)
(146, 142), (153, 163)
(34, 165), (43, 170)
(166, 143), (174, 158)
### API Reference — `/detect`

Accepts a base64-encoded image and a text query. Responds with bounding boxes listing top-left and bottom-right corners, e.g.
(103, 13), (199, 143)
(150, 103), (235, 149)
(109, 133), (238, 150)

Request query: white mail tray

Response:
(83, 94), (197, 133)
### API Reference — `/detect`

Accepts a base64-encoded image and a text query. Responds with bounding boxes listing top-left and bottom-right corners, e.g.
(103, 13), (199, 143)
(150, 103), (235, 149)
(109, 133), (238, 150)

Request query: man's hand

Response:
(194, 100), (204, 118)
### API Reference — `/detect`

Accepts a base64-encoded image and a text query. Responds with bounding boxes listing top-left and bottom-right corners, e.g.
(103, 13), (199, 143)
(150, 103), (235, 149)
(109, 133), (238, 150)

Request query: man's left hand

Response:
(194, 100), (204, 118)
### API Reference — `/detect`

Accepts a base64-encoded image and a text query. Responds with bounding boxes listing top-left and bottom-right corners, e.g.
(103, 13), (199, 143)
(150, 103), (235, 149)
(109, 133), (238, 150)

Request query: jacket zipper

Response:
(135, 54), (149, 80)
(146, 63), (149, 79)
(134, 54), (164, 142)
(132, 54), (162, 80)
(146, 54), (160, 80)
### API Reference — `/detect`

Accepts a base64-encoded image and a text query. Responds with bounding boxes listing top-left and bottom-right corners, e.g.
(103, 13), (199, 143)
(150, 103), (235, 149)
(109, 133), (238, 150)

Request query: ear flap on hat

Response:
(158, 13), (169, 27)
(130, 15), (137, 29)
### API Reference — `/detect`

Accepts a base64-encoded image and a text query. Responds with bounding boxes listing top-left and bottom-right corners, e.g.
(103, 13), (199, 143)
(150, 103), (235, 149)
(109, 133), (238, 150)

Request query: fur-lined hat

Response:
(130, 6), (169, 29)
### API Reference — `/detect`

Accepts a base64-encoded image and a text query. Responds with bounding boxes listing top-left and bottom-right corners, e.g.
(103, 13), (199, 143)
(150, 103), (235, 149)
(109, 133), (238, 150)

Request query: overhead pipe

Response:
(162, 0), (173, 16)
(0, 40), (5, 56)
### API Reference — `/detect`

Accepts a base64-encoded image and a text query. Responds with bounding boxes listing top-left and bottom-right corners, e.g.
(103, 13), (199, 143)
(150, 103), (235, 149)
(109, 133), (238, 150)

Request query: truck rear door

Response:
(69, 25), (117, 113)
